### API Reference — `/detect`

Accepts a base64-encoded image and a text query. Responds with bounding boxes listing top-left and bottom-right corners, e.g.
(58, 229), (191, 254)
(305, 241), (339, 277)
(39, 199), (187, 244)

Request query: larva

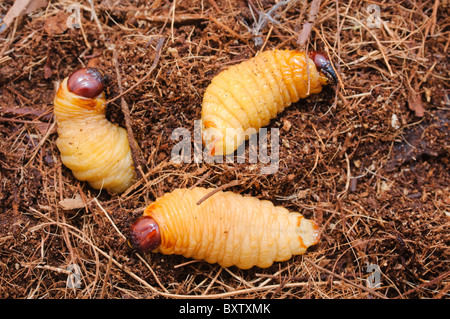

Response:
(201, 49), (337, 155)
(129, 187), (320, 269)
(53, 68), (135, 194)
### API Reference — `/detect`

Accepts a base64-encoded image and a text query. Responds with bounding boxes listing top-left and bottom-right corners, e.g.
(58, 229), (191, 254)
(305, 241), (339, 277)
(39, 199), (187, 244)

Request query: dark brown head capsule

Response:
(129, 216), (161, 252)
(309, 51), (338, 84)
(67, 67), (108, 99)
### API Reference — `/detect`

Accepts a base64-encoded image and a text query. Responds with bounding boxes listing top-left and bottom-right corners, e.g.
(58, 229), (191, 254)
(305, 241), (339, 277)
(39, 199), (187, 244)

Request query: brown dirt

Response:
(0, 0), (449, 299)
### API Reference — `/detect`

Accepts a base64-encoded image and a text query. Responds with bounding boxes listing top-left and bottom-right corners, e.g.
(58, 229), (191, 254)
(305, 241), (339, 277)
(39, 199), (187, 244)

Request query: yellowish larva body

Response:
(142, 187), (320, 269)
(53, 77), (135, 194)
(201, 49), (331, 155)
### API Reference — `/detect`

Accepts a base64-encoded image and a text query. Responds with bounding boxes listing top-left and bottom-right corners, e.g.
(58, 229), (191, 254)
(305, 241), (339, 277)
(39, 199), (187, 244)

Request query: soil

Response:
(0, 0), (448, 299)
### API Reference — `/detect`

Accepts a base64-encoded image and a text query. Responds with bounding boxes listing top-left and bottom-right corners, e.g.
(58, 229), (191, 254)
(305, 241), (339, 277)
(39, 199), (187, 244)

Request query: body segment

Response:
(130, 187), (320, 269)
(53, 69), (135, 194)
(201, 49), (335, 155)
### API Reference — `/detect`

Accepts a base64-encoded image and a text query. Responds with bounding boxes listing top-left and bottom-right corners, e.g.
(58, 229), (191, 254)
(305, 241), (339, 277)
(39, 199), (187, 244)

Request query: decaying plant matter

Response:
(0, 0), (448, 299)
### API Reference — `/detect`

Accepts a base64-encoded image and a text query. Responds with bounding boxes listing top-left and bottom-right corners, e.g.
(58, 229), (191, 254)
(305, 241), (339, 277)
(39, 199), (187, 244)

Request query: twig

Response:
(88, 0), (106, 43)
(93, 198), (127, 241)
(134, 252), (170, 293)
(170, 0), (176, 43)
(207, 0), (222, 13)
(295, 0), (322, 96)
(202, 267), (223, 295)
(189, 170), (212, 190)
(112, 50), (142, 178)
(296, 0), (322, 48)
(107, 37), (165, 106)
(134, 13), (207, 25)
(425, 0), (440, 37)
(248, 0), (293, 46)
(99, 250), (114, 298)
(209, 16), (248, 43)
(344, 15), (393, 77)
(337, 152), (351, 199)
(111, 37), (165, 178)
(304, 257), (388, 299)
(394, 270), (450, 299)
(196, 180), (241, 205)
(24, 121), (56, 167)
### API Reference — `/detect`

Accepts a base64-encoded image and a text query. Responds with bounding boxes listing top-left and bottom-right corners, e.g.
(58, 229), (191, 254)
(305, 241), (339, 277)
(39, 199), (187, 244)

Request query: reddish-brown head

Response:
(67, 67), (108, 98)
(129, 216), (161, 252)
(308, 51), (337, 84)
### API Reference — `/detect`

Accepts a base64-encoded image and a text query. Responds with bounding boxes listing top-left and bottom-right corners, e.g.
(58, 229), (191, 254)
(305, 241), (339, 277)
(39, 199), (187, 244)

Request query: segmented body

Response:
(53, 77), (135, 194)
(201, 49), (330, 155)
(142, 187), (320, 269)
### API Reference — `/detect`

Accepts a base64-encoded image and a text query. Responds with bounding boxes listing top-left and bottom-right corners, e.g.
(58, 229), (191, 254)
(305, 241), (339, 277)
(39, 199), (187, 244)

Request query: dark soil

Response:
(0, 0), (448, 299)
